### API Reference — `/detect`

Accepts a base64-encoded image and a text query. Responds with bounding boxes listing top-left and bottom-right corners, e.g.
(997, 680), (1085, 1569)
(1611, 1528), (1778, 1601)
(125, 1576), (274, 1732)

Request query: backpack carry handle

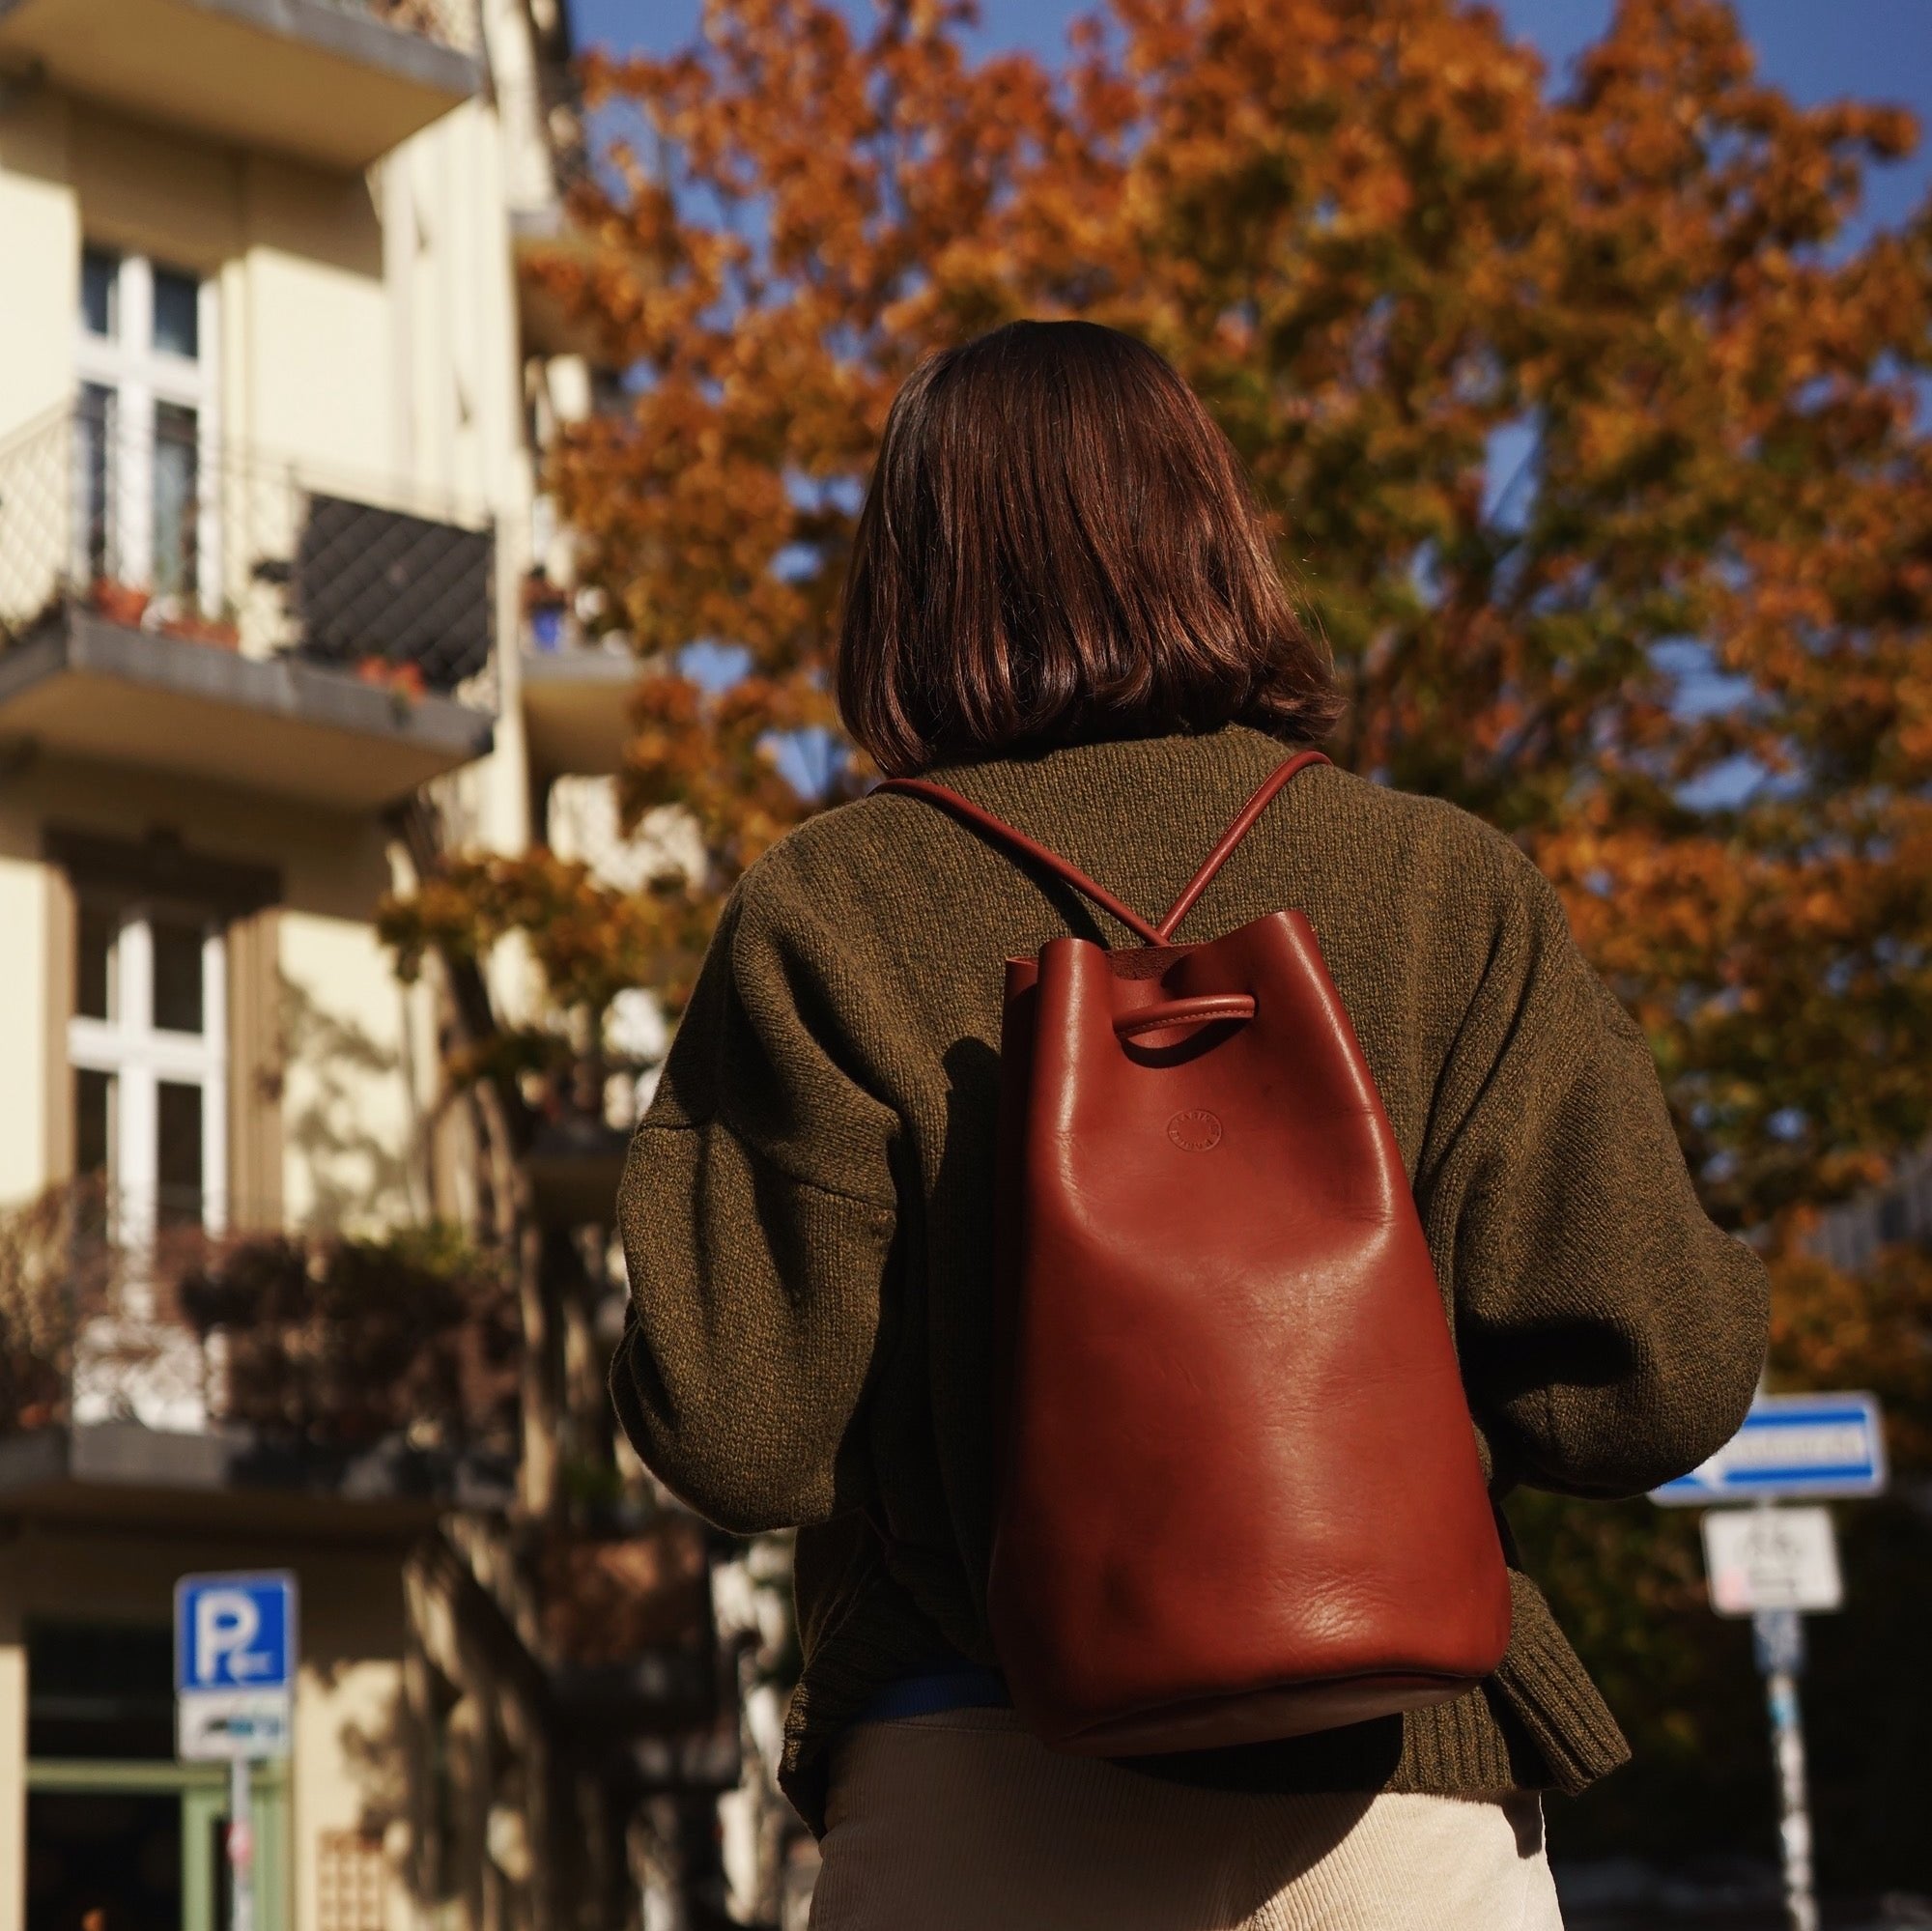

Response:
(875, 750), (1330, 949)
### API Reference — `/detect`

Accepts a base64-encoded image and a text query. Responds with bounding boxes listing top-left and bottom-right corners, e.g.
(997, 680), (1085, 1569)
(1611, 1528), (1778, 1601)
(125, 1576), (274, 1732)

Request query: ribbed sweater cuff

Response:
(1489, 1595), (1632, 1795)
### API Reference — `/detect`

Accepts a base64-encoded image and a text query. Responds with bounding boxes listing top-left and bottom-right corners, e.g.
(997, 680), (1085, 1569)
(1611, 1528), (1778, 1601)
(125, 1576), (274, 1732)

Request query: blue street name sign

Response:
(1651, 1392), (1887, 1507)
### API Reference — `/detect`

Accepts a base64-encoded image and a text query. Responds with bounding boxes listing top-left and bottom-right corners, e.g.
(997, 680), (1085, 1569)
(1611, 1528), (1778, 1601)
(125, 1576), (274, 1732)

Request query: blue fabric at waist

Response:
(856, 1662), (1011, 1723)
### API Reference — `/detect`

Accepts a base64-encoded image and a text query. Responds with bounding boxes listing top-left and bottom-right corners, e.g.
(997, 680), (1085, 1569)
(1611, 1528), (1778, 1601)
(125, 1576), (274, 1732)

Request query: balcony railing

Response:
(0, 400), (495, 696)
(341, 0), (480, 58)
(497, 64), (592, 225)
(0, 1179), (519, 1456)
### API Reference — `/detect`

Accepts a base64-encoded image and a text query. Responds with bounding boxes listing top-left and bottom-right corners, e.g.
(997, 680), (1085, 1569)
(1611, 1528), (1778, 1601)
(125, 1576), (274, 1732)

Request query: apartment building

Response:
(0, 4), (735, 1928)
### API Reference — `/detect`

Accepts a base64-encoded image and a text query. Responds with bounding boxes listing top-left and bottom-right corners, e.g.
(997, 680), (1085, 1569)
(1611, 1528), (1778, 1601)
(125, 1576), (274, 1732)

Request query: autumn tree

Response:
(385, 0), (1932, 1882)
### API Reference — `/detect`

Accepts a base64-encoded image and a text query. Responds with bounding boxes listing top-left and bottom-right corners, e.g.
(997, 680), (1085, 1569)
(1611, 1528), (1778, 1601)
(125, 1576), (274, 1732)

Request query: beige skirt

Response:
(809, 1708), (1565, 1931)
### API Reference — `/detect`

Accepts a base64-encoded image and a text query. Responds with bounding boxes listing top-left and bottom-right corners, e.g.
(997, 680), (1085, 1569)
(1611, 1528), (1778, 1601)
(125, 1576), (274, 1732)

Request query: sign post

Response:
(177, 1573), (298, 1931)
(1695, 1507), (1843, 1931)
(1655, 1394), (1885, 1931)
(1751, 1609), (1816, 1931)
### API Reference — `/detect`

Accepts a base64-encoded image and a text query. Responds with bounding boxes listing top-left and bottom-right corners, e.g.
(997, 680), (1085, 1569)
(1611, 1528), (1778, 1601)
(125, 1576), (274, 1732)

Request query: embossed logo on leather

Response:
(1166, 1108), (1223, 1152)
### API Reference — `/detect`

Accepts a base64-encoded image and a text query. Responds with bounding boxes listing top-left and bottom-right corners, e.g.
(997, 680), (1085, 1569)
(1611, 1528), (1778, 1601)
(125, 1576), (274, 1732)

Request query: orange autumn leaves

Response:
(420, 0), (1932, 1426)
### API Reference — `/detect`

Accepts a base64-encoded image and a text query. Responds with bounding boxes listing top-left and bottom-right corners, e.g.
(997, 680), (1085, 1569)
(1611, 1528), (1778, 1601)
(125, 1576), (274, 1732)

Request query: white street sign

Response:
(178, 1690), (294, 1762)
(1702, 1506), (1843, 1618)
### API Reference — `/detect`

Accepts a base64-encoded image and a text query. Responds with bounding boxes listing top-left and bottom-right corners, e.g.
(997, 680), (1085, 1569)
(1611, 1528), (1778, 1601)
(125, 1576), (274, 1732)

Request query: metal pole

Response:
(228, 1756), (256, 1931)
(1753, 1609), (1818, 1931)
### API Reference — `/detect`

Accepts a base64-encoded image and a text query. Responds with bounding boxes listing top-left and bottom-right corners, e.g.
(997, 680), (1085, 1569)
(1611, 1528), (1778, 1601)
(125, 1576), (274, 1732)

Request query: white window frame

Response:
(75, 246), (222, 615)
(70, 901), (229, 1298)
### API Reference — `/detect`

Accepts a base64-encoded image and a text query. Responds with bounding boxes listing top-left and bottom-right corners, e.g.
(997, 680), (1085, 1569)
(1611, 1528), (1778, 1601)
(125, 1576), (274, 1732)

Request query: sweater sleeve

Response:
(1420, 836), (1770, 1501)
(611, 881), (899, 1536)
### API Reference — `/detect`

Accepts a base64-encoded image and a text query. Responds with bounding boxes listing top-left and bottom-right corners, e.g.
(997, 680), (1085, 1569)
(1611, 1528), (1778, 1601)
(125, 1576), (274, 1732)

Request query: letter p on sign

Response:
(195, 1591), (264, 1686)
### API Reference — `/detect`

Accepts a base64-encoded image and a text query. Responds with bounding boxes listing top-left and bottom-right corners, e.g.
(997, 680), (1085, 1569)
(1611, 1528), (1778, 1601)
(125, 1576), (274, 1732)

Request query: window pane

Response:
(152, 266), (200, 359)
(27, 1620), (176, 1761)
(80, 247), (118, 338)
(151, 918), (206, 1034)
(156, 1082), (204, 1229)
(75, 383), (116, 583)
(75, 1068), (115, 1182)
(76, 904), (117, 1021)
(153, 404), (199, 601)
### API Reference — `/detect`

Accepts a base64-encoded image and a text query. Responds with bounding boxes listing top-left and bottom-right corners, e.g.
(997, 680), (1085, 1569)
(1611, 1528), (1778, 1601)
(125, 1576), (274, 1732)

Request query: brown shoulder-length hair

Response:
(837, 320), (1341, 776)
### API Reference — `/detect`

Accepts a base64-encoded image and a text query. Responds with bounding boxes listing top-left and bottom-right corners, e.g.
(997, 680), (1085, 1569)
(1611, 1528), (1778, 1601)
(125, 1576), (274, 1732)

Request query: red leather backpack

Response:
(878, 751), (1513, 1755)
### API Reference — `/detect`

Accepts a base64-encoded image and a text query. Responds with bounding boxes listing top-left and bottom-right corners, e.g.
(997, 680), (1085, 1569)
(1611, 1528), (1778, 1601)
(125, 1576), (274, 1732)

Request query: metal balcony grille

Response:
(0, 401), (495, 695)
(296, 494), (494, 689)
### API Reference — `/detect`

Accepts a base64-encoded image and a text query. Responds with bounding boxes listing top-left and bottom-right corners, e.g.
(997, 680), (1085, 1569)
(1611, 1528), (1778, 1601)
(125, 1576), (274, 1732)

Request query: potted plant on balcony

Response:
(156, 606), (242, 651)
(143, 591), (242, 651)
(356, 655), (428, 701)
(89, 577), (151, 629)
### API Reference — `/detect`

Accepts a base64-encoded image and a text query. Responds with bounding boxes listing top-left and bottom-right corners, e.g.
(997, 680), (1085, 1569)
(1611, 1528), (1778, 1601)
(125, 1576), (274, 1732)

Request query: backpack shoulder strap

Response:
(872, 779), (1168, 947)
(875, 748), (1330, 950)
(1155, 749), (1330, 941)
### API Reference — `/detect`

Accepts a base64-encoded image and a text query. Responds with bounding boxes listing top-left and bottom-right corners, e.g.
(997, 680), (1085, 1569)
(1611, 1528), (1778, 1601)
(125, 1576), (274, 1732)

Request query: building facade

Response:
(0, 4), (741, 1928)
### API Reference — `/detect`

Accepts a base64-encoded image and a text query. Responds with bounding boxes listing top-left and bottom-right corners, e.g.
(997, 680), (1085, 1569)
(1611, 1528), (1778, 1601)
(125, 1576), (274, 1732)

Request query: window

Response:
(27, 1619), (176, 1760)
(70, 901), (227, 1247)
(73, 245), (218, 611)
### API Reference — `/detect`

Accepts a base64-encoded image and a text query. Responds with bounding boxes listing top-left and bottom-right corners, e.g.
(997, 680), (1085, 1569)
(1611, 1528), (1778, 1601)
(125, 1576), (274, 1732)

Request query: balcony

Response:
(523, 616), (639, 780)
(0, 1180), (517, 1532)
(0, 399), (495, 809)
(0, 0), (481, 172)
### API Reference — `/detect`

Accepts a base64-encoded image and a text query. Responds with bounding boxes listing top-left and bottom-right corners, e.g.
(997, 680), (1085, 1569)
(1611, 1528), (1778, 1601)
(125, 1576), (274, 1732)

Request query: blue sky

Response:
(573, 0), (1932, 235)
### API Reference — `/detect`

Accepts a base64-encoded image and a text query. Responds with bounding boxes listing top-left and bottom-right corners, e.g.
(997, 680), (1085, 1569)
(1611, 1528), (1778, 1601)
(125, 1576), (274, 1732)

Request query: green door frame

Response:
(26, 1757), (291, 1931)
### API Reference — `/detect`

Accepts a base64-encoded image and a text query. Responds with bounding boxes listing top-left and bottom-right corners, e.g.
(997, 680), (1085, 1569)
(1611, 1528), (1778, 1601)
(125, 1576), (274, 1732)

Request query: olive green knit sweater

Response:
(612, 725), (1769, 1834)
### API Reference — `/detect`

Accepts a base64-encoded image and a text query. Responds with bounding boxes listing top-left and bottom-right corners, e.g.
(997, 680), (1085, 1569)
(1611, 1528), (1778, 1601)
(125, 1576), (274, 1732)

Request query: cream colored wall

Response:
(279, 907), (423, 1235)
(0, 91), (80, 440)
(71, 105), (245, 270)
(0, 852), (48, 1209)
(239, 154), (395, 483)
(0, 15), (553, 1927)
(294, 1657), (413, 1931)
(382, 96), (535, 860)
(291, 1550), (417, 1931)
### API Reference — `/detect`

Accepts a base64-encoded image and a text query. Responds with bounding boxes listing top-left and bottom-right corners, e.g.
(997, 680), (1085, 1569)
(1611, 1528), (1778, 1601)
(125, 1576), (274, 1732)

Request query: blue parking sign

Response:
(176, 1573), (298, 1693)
